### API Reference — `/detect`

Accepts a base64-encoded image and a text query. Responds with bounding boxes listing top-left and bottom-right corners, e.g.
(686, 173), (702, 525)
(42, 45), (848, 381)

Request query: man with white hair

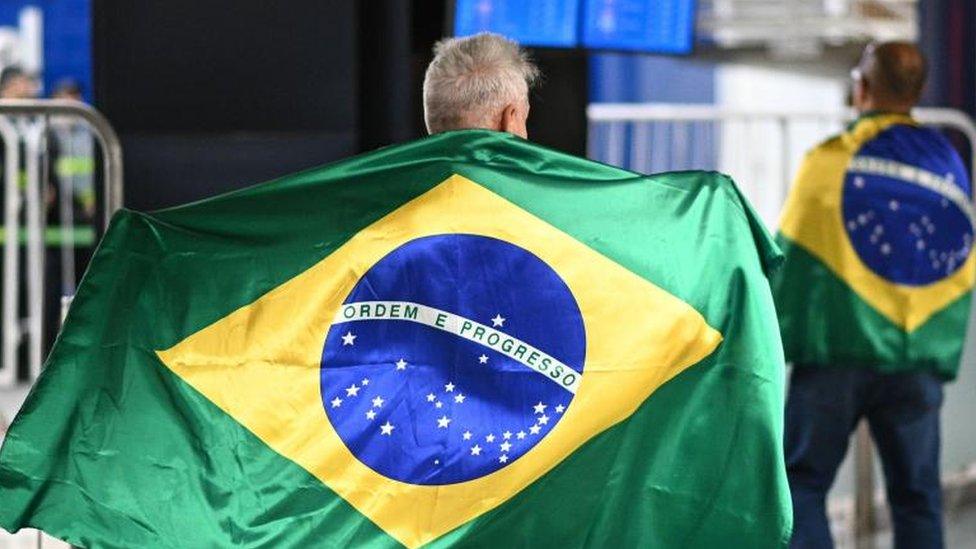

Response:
(0, 30), (793, 549)
(423, 32), (539, 138)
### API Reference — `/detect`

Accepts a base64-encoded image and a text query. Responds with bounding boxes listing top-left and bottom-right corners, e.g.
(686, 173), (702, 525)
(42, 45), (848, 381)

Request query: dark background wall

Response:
(93, 0), (359, 210)
(93, 0), (588, 210)
(919, 0), (976, 171)
(919, 0), (975, 119)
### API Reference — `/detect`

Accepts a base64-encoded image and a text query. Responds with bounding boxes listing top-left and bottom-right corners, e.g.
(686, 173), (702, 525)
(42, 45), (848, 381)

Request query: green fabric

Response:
(772, 235), (970, 380)
(0, 130), (791, 548)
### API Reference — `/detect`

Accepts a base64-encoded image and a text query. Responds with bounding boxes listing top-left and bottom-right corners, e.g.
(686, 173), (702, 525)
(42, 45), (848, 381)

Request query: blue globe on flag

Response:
(320, 234), (586, 485)
(842, 124), (974, 286)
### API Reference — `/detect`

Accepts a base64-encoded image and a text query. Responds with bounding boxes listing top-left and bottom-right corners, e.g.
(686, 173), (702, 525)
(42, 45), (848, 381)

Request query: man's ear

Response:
(499, 103), (528, 139)
(853, 77), (869, 111)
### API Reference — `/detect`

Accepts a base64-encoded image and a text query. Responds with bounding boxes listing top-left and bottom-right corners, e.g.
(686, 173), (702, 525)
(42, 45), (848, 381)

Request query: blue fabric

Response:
(786, 366), (944, 549)
(842, 123), (972, 286)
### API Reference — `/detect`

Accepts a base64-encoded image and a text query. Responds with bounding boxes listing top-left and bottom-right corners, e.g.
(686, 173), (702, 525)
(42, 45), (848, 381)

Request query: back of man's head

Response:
(423, 33), (539, 137)
(855, 41), (927, 112)
(0, 66), (25, 95)
(0, 66), (38, 100)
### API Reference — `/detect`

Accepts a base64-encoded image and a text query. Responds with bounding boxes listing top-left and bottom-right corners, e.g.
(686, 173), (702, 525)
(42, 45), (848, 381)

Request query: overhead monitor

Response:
(581, 0), (696, 54)
(451, 0), (580, 48)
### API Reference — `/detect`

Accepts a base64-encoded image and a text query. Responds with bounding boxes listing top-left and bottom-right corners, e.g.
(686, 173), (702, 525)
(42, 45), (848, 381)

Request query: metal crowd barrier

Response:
(0, 100), (123, 389)
(587, 104), (976, 230)
(587, 103), (976, 547)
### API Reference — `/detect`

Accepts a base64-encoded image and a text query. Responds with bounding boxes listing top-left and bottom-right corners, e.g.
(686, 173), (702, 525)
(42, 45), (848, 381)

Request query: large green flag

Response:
(0, 130), (791, 548)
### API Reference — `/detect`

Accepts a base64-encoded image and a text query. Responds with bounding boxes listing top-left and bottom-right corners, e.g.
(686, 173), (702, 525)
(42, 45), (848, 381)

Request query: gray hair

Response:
(423, 33), (540, 134)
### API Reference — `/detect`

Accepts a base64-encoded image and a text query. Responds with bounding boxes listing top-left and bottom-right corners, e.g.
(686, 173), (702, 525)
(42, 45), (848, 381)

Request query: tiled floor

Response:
(833, 504), (976, 548)
(948, 505), (976, 548)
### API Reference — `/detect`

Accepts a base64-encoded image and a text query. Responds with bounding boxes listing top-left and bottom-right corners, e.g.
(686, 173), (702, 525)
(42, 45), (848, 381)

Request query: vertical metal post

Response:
(672, 122), (689, 172)
(779, 117), (792, 196)
(651, 122), (667, 173)
(60, 295), (72, 325)
(631, 122), (650, 174)
(854, 420), (876, 548)
(607, 121), (623, 168)
(22, 120), (44, 381)
(0, 117), (20, 388)
(55, 125), (76, 297)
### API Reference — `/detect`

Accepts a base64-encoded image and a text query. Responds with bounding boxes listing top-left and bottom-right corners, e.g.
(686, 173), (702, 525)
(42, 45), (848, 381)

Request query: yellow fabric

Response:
(158, 174), (722, 548)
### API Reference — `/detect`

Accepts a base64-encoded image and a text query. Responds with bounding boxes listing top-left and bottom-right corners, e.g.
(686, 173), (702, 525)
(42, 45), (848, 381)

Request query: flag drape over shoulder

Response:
(0, 131), (790, 548)
(773, 114), (975, 378)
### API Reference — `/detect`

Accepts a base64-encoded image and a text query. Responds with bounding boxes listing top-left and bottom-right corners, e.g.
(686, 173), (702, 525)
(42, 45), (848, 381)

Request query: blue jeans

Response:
(785, 366), (944, 549)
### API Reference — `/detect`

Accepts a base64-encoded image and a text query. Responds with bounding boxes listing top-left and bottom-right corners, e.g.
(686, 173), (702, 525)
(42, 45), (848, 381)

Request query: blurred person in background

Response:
(423, 32), (538, 138)
(48, 78), (96, 318)
(49, 78), (96, 222)
(774, 42), (970, 549)
(0, 66), (38, 99)
(51, 78), (83, 102)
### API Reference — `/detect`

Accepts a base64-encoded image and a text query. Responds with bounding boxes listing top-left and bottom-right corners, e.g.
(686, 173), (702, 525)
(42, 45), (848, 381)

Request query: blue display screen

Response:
(581, 0), (696, 54)
(452, 0), (580, 48)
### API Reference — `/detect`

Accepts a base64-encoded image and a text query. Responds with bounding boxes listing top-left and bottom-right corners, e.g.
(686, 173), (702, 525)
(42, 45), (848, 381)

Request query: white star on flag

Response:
(372, 396), (384, 408)
(555, 404), (565, 413)
(341, 331), (357, 346)
(395, 358), (407, 371)
(529, 425), (541, 435)
(361, 378), (370, 386)
(454, 393), (466, 403)
(437, 415), (451, 428)
(503, 431), (512, 439)
(533, 402), (547, 414)
(426, 393), (436, 402)
(486, 433), (496, 443)
(330, 397), (343, 408)
(500, 441), (512, 452)
(462, 431), (473, 440)
(517, 431), (526, 439)
(470, 445), (482, 456)
(538, 414), (550, 425)
(445, 382), (455, 392)
(366, 410), (376, 420)
(345, 384), (360, 397)
(478, 354), (489, 364)
(380, 421), (394, 435)
(491, 314), (506, 327)
(498, 455), (509, 463)
(435, 401), (443, 409)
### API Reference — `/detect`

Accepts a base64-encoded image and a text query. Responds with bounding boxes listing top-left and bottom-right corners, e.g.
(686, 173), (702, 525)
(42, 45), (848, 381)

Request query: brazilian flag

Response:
(773, 113), (975, 378)
(0, 131), (791, 547)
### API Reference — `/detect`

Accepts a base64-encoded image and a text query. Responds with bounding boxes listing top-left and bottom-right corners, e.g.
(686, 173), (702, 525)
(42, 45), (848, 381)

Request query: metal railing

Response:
(0, 100), (123, 389)
(588, 103), (976, 547)
(588, 103), (976, 228)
